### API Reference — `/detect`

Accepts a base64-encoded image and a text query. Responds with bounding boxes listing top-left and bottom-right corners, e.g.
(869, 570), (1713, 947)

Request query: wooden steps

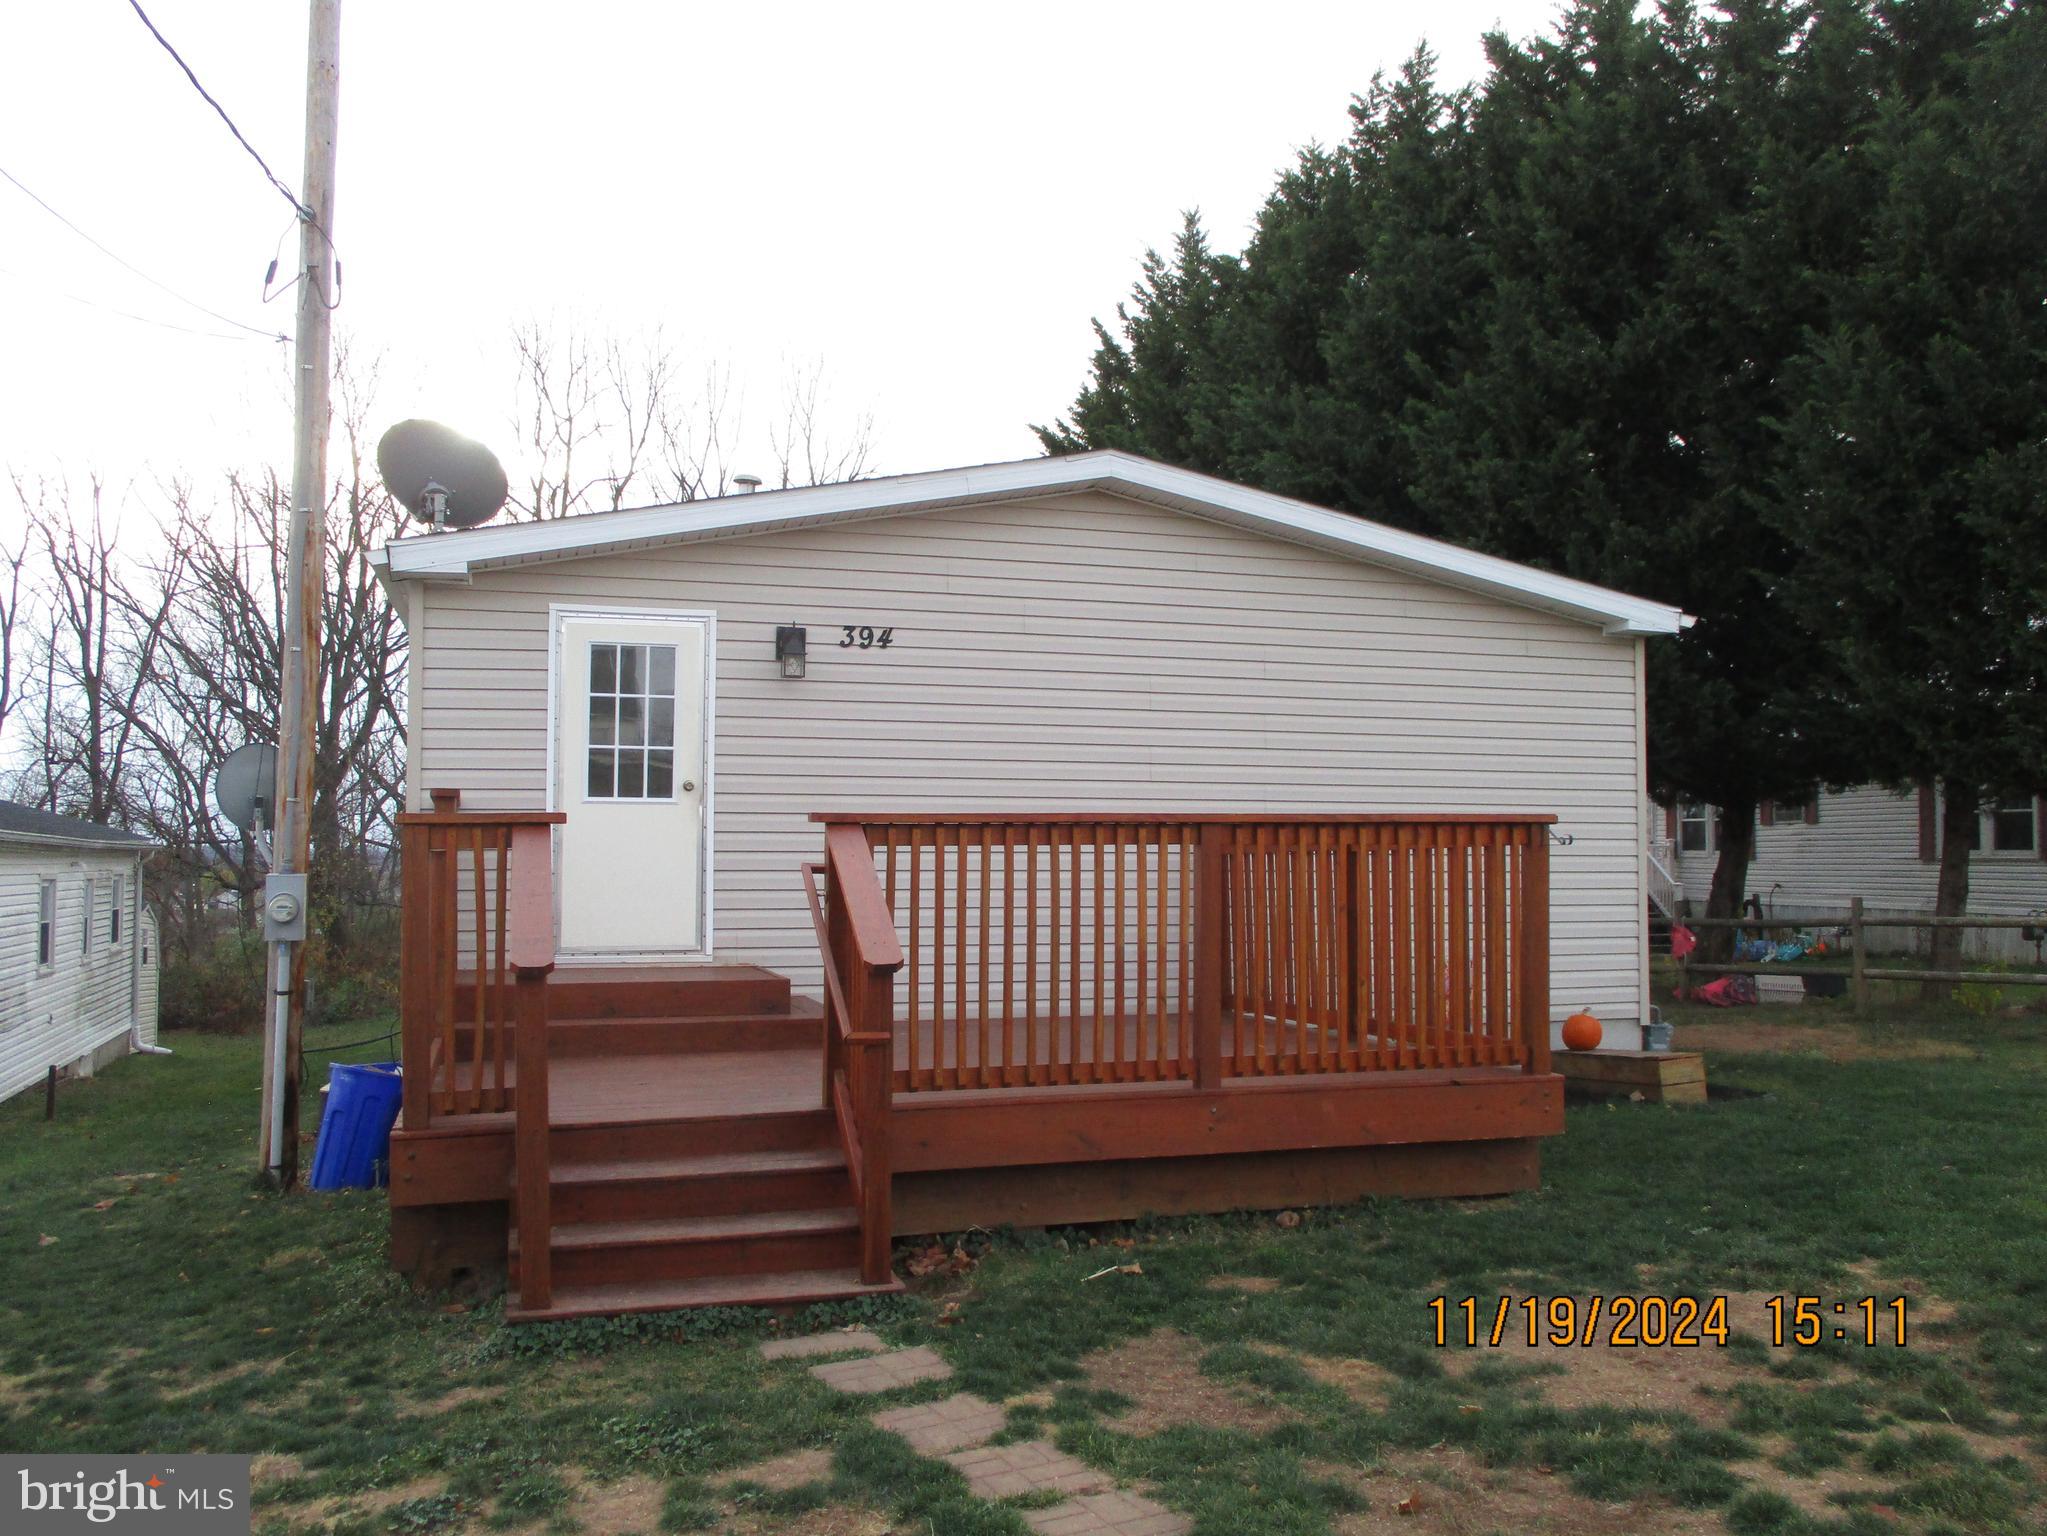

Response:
(505, 1267), (902, 1324)
(448, 999), (824, 1060)
(485, 963), (894, 1322)
(546, 1000), (821, 1055)
(511, 1106), (879, 1317)
(544, 1147), (851, 1222)
(516, 1207), (861, 1288)
(456, 963), (791, 1021)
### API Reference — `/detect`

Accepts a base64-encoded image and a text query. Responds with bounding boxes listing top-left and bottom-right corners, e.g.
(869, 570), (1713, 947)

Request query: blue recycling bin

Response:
(309, 1061), (403, 1190)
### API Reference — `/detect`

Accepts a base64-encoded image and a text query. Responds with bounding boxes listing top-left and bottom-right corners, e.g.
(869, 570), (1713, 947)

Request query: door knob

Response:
(682, 780), (696, 793)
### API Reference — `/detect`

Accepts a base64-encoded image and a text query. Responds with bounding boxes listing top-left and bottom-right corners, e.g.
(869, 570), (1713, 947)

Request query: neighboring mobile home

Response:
(0, 802), (160, 1103)
(1654, 789), (2047, 960)
(372, 450), (1688, 1317)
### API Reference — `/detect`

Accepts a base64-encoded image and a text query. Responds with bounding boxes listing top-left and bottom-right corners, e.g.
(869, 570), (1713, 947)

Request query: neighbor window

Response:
(1679, 802), (1715, 853)
(586, 642), (678, 800)
(109, 878), (122, 945)
(37, 879), (55, 967)
(1986, 797), (2038, 854)
(80, 880), (91, 954)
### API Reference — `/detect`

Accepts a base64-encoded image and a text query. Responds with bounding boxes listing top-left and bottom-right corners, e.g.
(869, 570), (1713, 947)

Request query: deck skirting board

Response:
(892, 1139), (1544, 1233)
(888, 1071), (1563, 1173)
(389, 1069), (1564, 1209)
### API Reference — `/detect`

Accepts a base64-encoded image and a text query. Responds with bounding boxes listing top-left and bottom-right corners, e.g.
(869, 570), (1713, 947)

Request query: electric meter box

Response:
(262, 872), (309, 942)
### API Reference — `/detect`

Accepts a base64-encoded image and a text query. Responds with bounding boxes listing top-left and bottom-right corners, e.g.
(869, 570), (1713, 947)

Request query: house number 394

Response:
(839, 625), (894, 650)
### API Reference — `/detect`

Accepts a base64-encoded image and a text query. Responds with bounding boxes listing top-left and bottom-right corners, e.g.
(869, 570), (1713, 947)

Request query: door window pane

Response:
(585, 640), (683, 800)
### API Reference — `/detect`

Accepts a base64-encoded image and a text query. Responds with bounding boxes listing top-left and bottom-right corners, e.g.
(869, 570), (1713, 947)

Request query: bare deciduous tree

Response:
(770, 358), (876, 490)
(507, 320), (874, 517)
(0, 516), (26, 740)
(12, 473), (184, 825)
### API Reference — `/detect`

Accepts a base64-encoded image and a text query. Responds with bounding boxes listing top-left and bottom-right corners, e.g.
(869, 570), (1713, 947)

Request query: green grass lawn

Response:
(1, 1002), (2043, 1536)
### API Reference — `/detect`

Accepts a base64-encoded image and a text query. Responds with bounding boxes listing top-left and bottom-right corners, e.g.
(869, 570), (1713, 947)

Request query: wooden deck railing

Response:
(396, 789), (566, 1311)
(801, 824), (902, 1285)
(813, 814), (1554, 1092)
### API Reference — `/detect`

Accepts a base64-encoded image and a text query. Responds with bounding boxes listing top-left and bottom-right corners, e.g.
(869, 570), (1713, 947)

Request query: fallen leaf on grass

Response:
(37, 1234), (57, 1247)
(1398, 1491), (1423, 1516)
(90, 1198), (118, 1211)
(1083, 1263), (1144, 1282)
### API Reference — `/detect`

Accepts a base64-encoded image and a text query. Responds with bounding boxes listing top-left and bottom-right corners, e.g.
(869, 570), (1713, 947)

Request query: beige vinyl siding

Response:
(410, 491), (1650, 1033)
(1670, 786), (2047, 960)
(0, 844), (147, 1102)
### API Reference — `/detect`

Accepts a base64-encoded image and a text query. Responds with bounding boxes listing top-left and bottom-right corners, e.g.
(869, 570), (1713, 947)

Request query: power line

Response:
(0, 163), (288, 343)
(123, 0), (310, 221)
(120, 0), (342, 311)
(0, 258), (253, 342)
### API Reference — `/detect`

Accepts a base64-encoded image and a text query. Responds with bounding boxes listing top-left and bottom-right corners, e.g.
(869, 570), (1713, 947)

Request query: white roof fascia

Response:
(377, 451), (1689, 636)
(0, 829), (161, 854)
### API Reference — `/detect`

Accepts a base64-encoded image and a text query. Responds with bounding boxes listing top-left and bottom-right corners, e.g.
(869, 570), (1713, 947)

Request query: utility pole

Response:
(260, 0), (341, 1187)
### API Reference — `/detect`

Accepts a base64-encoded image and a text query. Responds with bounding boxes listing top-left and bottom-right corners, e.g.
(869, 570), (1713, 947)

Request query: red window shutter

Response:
(2037, 795), (2046, 861)
(1804, 798), (1820, 826)
(1759, 800), (1775, 828)
(1917, 783), (1936, 862)
(1664, 804), (1677, 840)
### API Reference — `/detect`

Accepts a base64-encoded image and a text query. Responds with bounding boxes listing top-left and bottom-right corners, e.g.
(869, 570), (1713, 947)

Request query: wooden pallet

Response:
(1556, 1048), (1706, 1104)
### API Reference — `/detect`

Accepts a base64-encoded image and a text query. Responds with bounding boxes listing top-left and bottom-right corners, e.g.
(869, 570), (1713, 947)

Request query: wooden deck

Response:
(390, 800), (1566, 1320)
(389, 968), (1561, 1318)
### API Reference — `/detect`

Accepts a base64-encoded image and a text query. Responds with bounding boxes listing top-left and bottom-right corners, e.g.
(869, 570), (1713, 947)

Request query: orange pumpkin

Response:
(1560, 1009), (1603, 1052)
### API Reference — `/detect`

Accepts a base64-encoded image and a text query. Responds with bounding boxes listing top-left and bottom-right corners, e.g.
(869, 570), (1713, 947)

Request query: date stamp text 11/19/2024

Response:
(1429, 1295), (1911, 1349)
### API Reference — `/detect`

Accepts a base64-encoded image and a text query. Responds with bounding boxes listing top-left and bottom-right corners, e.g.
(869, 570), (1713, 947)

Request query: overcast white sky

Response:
(0, 0), (1565, 528)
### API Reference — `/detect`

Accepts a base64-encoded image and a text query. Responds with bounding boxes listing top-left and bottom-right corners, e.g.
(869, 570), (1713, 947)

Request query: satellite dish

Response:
(215, 742), (279, 833)
(376, 418), (508, 531)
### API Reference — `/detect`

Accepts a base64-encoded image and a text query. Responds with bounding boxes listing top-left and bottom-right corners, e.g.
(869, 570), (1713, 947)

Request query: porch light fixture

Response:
(775, 624), (807, 679)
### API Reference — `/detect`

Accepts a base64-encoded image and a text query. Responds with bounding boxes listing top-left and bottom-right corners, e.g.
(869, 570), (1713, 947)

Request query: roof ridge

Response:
(375, 452), (1689, 637)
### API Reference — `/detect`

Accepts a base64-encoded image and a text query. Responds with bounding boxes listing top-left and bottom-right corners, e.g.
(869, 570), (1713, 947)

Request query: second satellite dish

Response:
(215, 742), (280, 833)
(377, 419), (509, 531)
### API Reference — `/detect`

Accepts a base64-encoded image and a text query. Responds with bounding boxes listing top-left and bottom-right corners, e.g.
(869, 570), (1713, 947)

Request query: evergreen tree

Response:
(1403, 0), (1877, 937)
(1037, 2), (2046, 945)
(1772, 0), (2047, 983)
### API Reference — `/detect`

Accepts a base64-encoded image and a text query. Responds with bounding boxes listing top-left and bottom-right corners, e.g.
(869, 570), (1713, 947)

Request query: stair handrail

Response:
(801, 822), (903, 1286)
(1646, 844), (1682, 923)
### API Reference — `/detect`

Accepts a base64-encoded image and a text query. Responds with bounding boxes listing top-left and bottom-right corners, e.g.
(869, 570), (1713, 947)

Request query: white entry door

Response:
(554, 609), (711, 956)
